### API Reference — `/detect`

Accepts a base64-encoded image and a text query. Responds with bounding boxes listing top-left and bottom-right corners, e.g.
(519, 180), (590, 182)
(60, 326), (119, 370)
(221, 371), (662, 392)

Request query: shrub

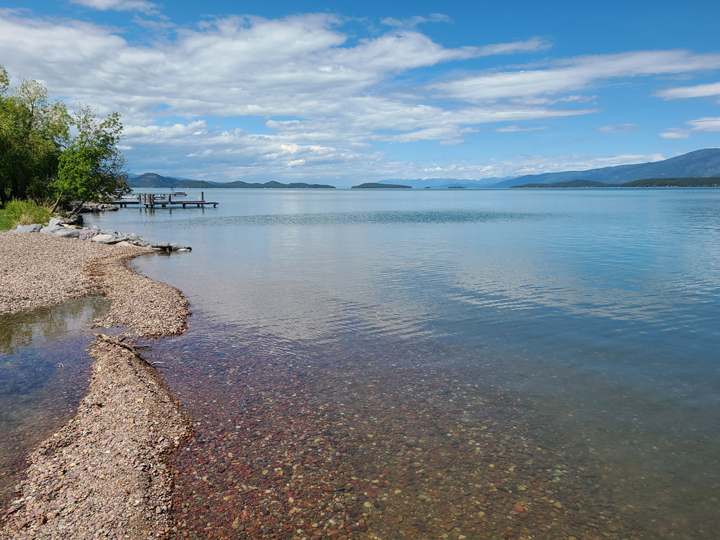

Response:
(4, 200), (52, 227)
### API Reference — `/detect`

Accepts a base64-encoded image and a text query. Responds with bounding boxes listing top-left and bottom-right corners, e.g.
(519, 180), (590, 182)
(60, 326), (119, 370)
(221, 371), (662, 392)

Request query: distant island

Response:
(376, 178), (503, 189)
(351, 182), (411, 189)
(512, 177), (720, 188)
(128, 173), (335, 189)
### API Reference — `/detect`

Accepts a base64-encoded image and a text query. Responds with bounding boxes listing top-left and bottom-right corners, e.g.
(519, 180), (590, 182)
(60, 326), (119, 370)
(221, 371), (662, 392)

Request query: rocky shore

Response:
(14, 217), (191, 253)
(0, 231), (192, 539)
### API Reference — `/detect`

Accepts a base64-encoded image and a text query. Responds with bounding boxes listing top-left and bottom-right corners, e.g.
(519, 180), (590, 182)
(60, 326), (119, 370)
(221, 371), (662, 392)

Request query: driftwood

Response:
(93, 333), (167, 366)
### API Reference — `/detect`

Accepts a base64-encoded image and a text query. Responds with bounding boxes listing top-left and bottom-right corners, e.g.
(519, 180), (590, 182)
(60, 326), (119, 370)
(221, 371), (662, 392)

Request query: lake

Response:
(3, 188), (719, 539)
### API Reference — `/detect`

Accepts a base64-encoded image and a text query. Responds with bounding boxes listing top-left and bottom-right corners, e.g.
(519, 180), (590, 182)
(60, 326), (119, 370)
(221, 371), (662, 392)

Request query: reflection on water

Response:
(0, 297), (107, 505)
(129, 209), (544, 230)
(82, 189), (720, 538)
(0, 297), (107, 357)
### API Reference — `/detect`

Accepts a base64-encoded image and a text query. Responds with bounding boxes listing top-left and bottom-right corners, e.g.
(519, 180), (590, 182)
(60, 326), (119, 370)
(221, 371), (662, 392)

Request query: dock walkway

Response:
(114, 192), (218, 208)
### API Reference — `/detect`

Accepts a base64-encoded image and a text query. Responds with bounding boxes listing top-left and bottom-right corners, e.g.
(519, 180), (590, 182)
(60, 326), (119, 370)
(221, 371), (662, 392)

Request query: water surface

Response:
(0, 297), (108, 505)
(80, 188), (720, 538)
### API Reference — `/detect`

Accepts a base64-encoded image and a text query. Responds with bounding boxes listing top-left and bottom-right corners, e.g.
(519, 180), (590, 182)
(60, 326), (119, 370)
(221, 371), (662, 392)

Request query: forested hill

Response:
(127, 173), (220, 188)
(351, 182), (412, 188)
(128, 173), (335, 189)
(491, 148), (720, 187)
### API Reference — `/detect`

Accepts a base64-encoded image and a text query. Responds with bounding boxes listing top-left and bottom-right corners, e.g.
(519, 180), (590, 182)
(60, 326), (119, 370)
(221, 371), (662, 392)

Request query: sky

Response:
(1, 0), (720, 186)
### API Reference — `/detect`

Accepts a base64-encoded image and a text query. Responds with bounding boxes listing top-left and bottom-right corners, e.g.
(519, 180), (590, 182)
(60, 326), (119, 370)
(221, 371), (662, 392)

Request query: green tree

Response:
(55, 106), (130, 213)
(0, 67), (70, 205)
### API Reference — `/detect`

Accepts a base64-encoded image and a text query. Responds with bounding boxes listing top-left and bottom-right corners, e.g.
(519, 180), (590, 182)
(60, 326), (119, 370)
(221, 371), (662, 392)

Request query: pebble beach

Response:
(0, 231), (191, 539)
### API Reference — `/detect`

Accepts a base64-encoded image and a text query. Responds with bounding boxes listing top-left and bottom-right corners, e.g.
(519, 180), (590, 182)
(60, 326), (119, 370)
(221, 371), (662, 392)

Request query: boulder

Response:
(79, 228), (100, 241)
(40, 224), (63, 235)
(100, 230), (121, 238)
(151, 242), (171, 252)
(116, 241), (143, 248)
(170, 243), (192, 252)
(92, 234), (121, 244)
(48, 217), (64, 227)
(122, 233), (153, 247)
(13, 224), (42, 233)
(63, 214), (84, 226)
(51, 227), (81, 239)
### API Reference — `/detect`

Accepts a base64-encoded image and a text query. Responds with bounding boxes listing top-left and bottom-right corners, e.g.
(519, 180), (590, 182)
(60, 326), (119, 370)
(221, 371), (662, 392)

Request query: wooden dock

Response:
(114, 192), (218, 208)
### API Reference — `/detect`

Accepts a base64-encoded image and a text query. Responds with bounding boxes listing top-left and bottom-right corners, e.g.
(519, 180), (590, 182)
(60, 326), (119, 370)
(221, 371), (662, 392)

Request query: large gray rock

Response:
(116, 241), (143, 249)
(99, 230), (121, 238)
(92, 234), (121, 244)
(170, 243), (192, 252)
(40, 224), (63, 235)
(79, 228), (100, 241)
(13, 224), (42, 233)
(123, 234), (153, 247)
(48, 217), (64, 227)
(51, 227), (80, 238)
(62, 214), (84, 227)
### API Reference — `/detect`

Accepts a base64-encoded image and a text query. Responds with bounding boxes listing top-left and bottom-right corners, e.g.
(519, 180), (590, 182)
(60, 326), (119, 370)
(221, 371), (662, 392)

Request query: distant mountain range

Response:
(376, 148), (720, 188)
(128, 148), (720, 190)
(127, 173), (335, 189)
(512, 178), (720, 188)
(490, 148), (720, 187)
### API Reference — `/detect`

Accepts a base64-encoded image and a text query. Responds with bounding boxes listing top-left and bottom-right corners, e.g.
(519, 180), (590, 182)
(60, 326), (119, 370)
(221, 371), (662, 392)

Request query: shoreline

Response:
(0, 232), (192, 539)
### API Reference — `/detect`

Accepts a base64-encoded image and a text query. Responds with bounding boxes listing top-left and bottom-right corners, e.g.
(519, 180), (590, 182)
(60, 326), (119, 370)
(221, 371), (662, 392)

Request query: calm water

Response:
(0, 297), (107, 504)
(5, 188), (719, 538)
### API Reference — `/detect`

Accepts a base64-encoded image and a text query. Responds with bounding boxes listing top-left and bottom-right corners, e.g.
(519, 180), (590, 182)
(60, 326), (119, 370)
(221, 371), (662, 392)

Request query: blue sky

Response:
(1, 0), (719, 186)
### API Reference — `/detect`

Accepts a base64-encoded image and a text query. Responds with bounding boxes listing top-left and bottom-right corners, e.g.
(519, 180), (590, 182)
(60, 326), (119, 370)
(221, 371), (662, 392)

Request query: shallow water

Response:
(0, 297), (108, 505)
(77, 188), (720, 538)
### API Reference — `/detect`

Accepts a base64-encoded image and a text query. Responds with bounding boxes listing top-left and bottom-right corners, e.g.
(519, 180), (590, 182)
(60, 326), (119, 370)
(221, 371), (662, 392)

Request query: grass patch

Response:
(0, 209), (13, 230)
(3, 200), (52, 229)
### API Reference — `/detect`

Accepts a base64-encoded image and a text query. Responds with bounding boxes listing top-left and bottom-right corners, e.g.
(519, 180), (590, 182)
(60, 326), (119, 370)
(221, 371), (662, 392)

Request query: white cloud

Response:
(686, 117), (720, 131)
(596, 123), (637, 133)
(657, 117), (720, 138)
(495, 125), (550, 132)
(659, 128), (690, 139)
(69, 0), (158, 13)
(475, 37), (551, 57)
(438, 139), (465, 146)
(0, 11), (544, 129)
(381, 14), (451, 28)
(429, 50), (720, 102)
(124, 121), (208, 139)
(121, 120), (671, 184)
(655, 82), (720, 100)
(0, 10), (716, 183)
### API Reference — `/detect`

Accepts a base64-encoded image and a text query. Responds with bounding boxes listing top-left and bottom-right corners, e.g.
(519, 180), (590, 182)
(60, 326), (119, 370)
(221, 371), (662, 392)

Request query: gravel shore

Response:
(0, 231), (192, 539)
(0, 232), (142, 316)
